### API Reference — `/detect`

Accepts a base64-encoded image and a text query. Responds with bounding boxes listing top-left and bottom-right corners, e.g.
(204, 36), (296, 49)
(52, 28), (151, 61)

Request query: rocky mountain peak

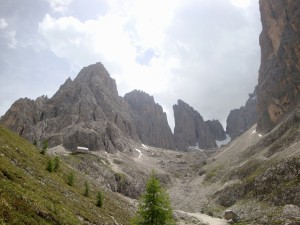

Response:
(173, 99), (225, 150)
(74, 62), (119, 99)
(226, 87), (258, 139)
(205, 119), (226, 141)
(125, 89), (154, 104)
(125, 90), (162, 115)
(125, 90), (175, 149)
(1, 62), (138, 152)
(1, 62), (230, 153)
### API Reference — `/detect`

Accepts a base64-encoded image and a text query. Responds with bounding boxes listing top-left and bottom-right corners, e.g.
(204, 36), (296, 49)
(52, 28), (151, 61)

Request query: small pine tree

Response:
(47, 159), (54, 173)
(53, 156), (60, 172)
(67, 171), (75, 186)
(43, 140), (49, 150)
(132, 170), (176, 225)
(41, 140), (49, 155)
(84, 181), (90, 197)
(96, 191), (103, 208)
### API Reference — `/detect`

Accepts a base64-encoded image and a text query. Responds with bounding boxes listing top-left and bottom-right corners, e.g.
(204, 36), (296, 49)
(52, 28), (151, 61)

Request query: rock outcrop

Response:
(1, 62), (138, 152)
(173, 99), (226, 150)
(124, 90), (175, 149)
(257, 0), (300, 133)
(205, 120), (227, 141)
(226, 87), (257, 139)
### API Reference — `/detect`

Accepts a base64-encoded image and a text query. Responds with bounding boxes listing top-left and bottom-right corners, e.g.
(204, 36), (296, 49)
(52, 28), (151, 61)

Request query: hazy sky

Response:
(0, 0), (261, 130)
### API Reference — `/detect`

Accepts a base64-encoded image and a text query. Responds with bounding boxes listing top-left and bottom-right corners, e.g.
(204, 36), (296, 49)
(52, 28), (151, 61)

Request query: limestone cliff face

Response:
(226, 88), (258, 139)
(124, 90), (175, 149)
(205, 120), (227, 141)
(257, 0), (300, 133)
(1, 63), (138, 152)
(173, 100), (225, 150)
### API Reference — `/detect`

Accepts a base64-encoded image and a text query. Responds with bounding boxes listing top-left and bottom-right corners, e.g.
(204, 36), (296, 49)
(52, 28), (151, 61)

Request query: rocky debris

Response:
(124, 90), (175, 149)
(283, 204), (300, 220)
(242, 107), (300, 159)
(257, 0), (300, 133)
(214, 182), (246, 207)
(254, 157), (300, 206)
(226, 87), (257, 139)
(224, 210), (239, 223)
(62, 152), (146, 199)
(173, 99), (226, 150)
(0, 62), (138, 152)
(174, 211), (206, 225)
(214, 157), (300, 208)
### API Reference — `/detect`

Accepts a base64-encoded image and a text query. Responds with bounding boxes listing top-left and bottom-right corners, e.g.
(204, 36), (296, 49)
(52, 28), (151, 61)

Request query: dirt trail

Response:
(175, 210), (228, 225)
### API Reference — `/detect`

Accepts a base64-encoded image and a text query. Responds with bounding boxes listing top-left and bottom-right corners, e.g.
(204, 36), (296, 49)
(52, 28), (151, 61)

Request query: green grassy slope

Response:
(0, 125), (132, 225)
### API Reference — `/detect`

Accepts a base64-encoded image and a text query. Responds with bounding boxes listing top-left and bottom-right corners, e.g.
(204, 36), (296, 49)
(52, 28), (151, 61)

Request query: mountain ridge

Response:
(1, 62), (226, 151)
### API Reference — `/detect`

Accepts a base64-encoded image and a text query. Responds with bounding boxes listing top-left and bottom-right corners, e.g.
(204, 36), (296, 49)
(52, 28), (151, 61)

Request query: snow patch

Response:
(141, 144), (148, 150)
(216, 134), (231, 148)
(188, 142), (204, 151)
(135, 148), (142, 159)
(252, 129), (262, 138)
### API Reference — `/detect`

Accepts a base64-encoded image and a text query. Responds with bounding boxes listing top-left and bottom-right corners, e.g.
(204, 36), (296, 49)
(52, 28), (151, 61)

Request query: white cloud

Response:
(38, 14), (136, 71)
(6, 31), (17, 49)
(38, 0), (261, 129)
(0, 30), (17, 49)
(0, 18), (8, 29)
(46, 0), (73, 13)
(38, 0), (182, 95)
(230, 0), (251, 8)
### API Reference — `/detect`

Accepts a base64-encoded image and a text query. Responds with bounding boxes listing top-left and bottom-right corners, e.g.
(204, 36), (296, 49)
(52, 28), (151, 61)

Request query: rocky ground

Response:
(48, 141), (228, 224)
(48, 118), (300, 225)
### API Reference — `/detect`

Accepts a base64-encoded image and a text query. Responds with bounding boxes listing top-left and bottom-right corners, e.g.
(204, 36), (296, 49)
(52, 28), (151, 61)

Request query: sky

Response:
(0, 0), (261, 131)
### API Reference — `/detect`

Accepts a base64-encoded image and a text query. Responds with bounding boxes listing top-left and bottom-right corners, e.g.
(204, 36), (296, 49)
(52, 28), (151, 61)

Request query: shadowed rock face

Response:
(226, 87), (257, 139)
(1, 62), (138, 152)
(124, 90), (175, 149)
(205, 120), (227, 141)
(173, 100), (226, 150)
(257, 0), (300, 133)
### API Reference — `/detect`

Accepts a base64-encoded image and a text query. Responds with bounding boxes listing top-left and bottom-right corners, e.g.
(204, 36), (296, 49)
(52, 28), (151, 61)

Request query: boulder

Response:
(224, 210), (239, 222)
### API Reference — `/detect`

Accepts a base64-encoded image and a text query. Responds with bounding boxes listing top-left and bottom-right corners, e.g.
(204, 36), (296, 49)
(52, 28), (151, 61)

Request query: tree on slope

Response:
(132, 170), (176, 225)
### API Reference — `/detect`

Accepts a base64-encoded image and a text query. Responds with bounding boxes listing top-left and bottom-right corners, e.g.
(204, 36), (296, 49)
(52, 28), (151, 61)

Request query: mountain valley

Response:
(1, 0), (300, 224)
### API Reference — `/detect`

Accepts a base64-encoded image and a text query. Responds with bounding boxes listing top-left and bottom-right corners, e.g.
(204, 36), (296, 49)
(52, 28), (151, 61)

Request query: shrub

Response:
(43, 140), (49, 150)
(96, 191), (103, 208)
(67, 171), (75, 186)
(53, 156), (60, 172)
(47, 159), (54, 173)
(84, 181), (90, 197)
